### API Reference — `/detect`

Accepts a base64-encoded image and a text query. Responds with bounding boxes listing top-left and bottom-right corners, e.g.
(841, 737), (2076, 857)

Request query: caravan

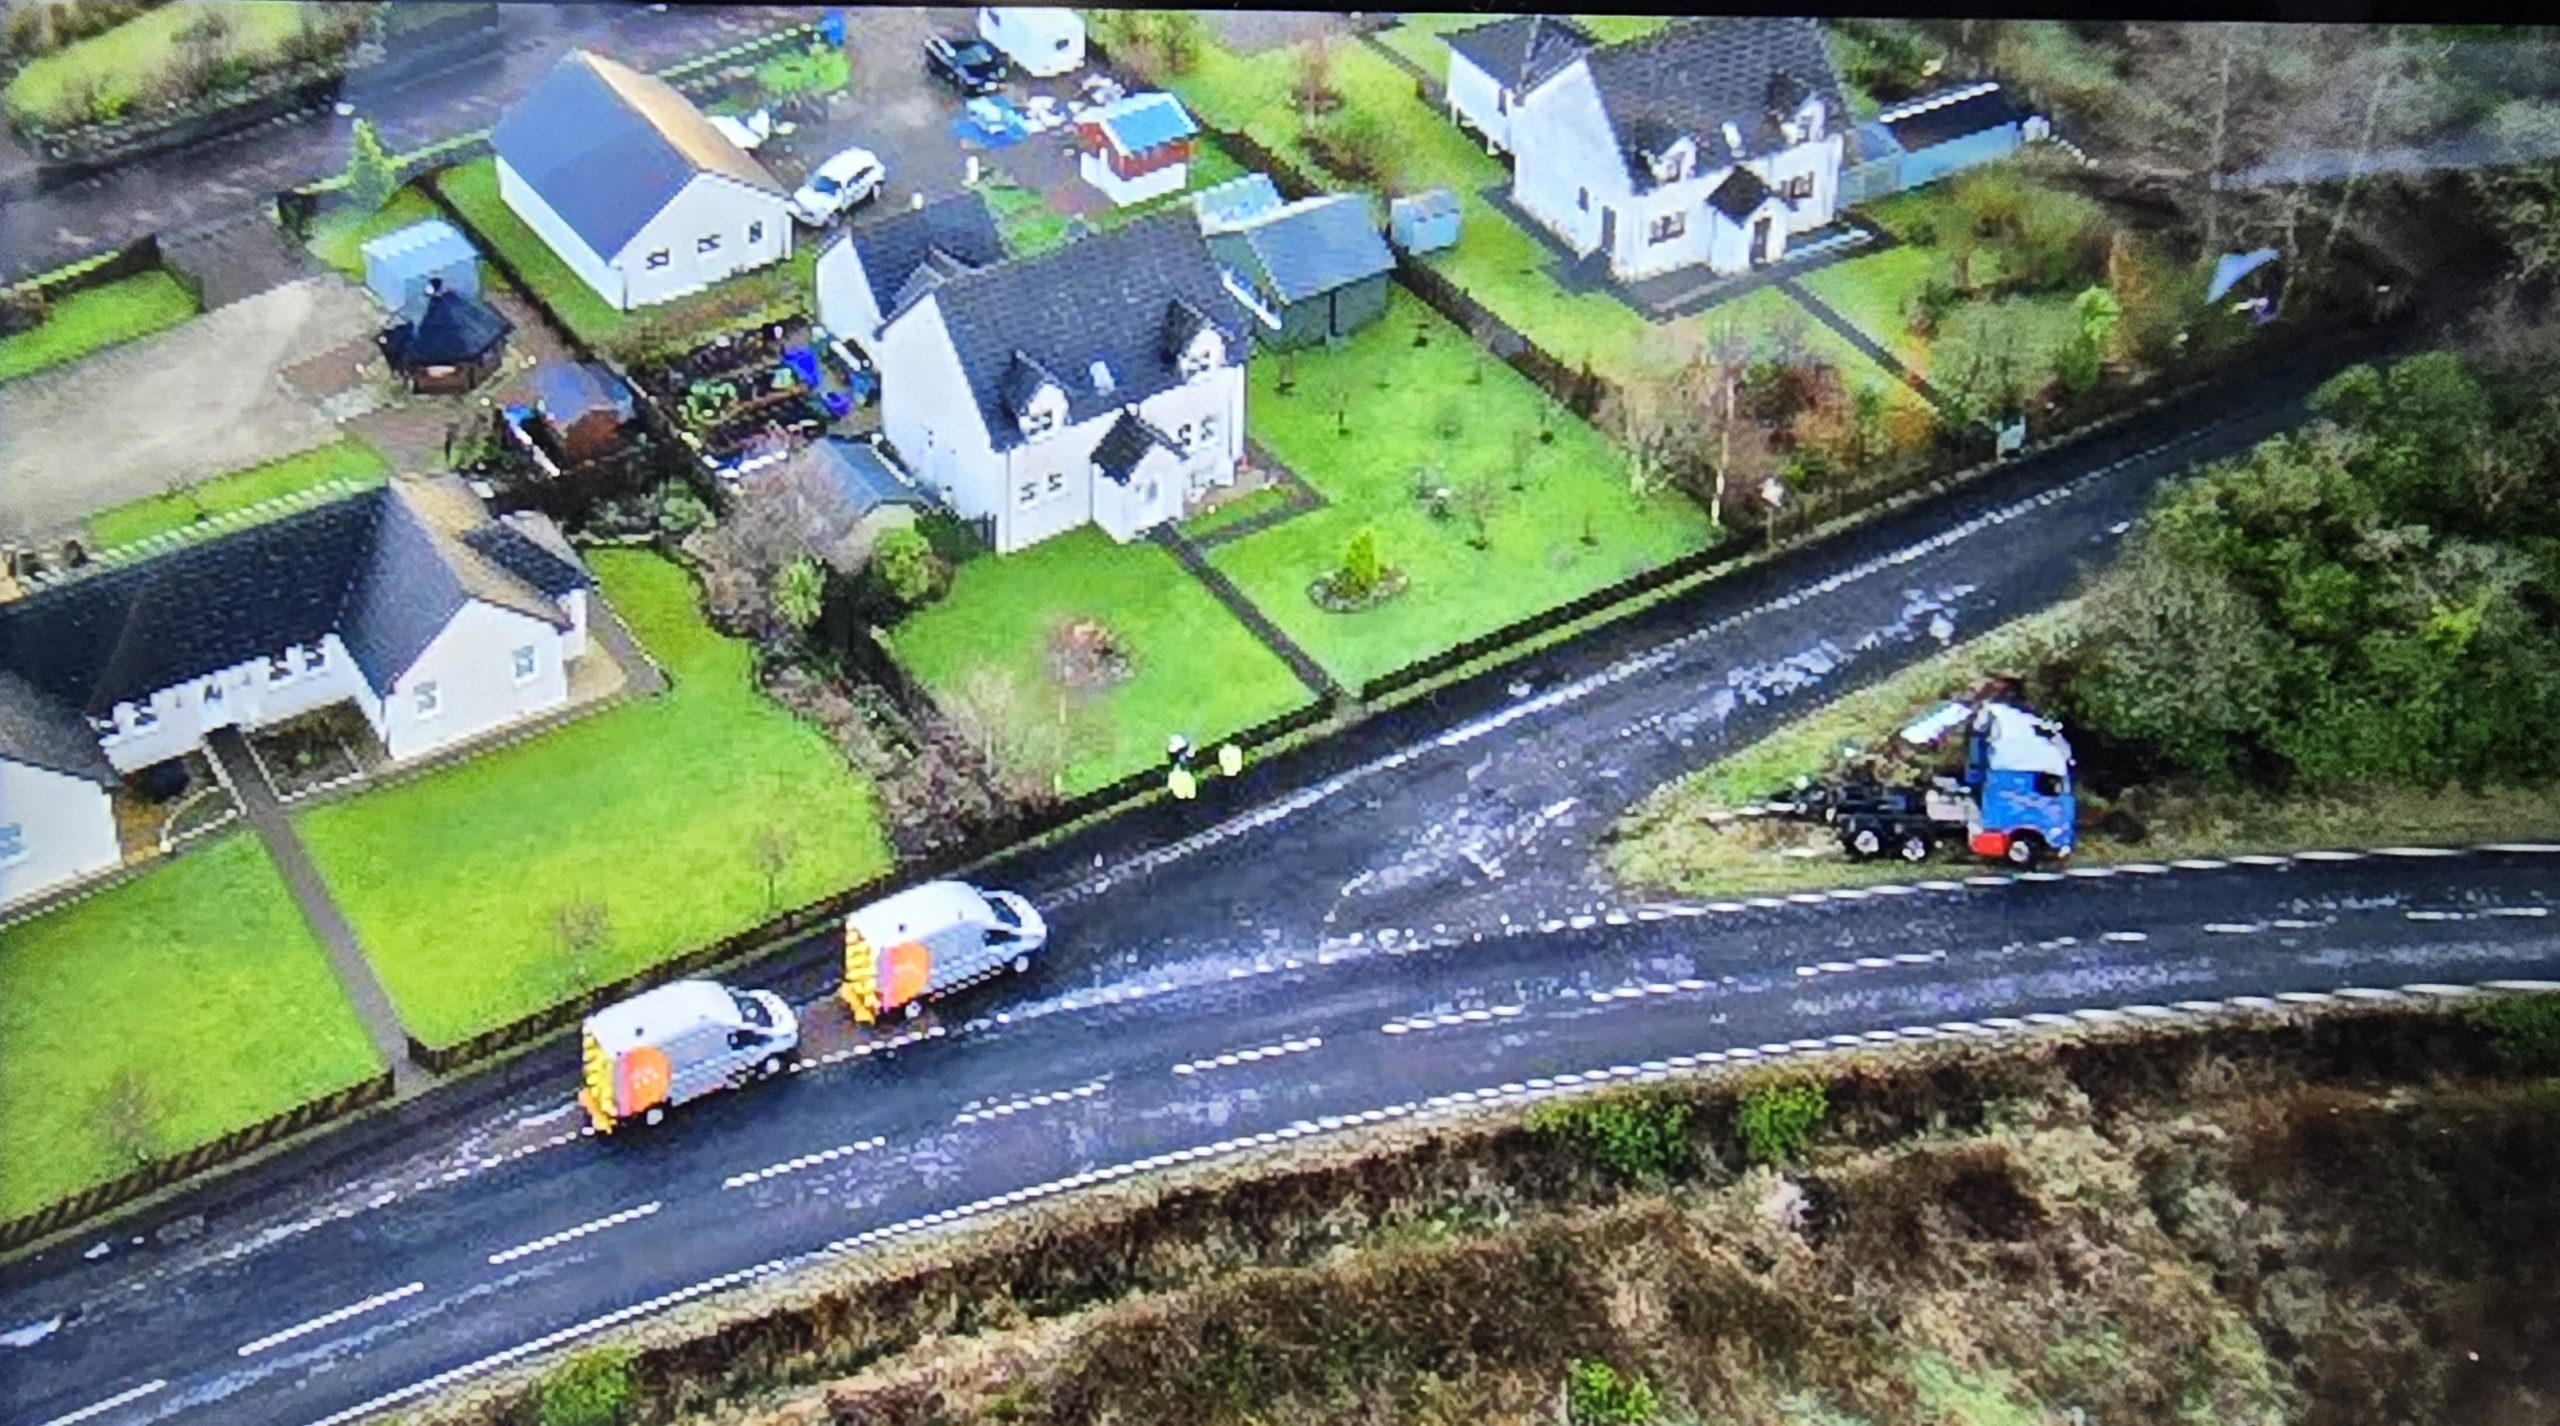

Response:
(977, 7), (1085, 78)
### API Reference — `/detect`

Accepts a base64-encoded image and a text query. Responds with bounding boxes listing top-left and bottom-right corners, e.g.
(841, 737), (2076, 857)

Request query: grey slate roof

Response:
(1882, 84), (2024, 152)
(382, 283), (512, 367)
(1089, 410), (1172, 485)
(908, 213), (1249, 453)
(1707, 165), (1778, 221)
(741, 440), (928, 571)
(0, 483), (587, 740)
(492, 49), (782, 261)
(835, 192), (1006, 324)
(0, 670), (115, 784)
(531, 361), (634, 423)
(1212, 194), (1394, 305)
(1575, 17), (1848, 189)
(1447, 14), (1595, 93)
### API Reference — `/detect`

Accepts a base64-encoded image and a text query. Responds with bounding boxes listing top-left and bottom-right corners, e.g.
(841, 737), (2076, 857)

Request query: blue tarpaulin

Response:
(953, 98), (1029, 149)
(2206, 248), (2280, 303)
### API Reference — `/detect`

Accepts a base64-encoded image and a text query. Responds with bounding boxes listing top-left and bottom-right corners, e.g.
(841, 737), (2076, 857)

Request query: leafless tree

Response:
(94, 1067), (165, 1171)
(554, 900), (612, 994)
(752, 824), (797, 912)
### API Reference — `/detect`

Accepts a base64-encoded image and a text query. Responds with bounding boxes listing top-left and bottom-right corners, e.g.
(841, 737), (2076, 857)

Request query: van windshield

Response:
(730, 990), (771, 1027)
(987, 895), (1021, 928)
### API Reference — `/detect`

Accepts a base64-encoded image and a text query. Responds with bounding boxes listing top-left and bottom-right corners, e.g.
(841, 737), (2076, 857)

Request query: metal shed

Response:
(1388, 189), (1461, 255)
(361, 219), (481, 318)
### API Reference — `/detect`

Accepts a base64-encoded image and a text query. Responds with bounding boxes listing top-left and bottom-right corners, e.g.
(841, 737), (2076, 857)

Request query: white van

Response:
(842, 880), (1048, 1023)
(977, 7), (1085, 78)
(579, 979), (799, 1132)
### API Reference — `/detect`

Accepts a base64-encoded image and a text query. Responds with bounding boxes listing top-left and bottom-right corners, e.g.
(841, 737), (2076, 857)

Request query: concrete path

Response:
(206, 728), (427, 1093)
(1150, 526), (1343, 701)
(1780, 275), (1947, 409)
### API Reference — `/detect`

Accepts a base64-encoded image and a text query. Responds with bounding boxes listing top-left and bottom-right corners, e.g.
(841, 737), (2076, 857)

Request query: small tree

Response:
(751, 824), (797, 912)
(1341, 527), (1387, 599)
(1452, 474), (1501, 549)
(94, 1066), (166, 1171)
(344, 117), (397, 216)
(1565, 1359), (1662, 1426)
(536, 1347), (639, 1426)
(554, 900), (612, 994)
(1737, 1079), (1830, 1165)
(945, 666), (1077, 802)
(1293, 32), (1341, 117)
(872, 526), (943, 606)
(775, 555), (826, 633)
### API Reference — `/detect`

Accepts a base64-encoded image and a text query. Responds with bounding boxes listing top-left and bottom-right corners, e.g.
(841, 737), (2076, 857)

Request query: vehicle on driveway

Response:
(790, 145), (887, 226)
(926, 32), (1010, 96)
(841, 880), (1048, 1023)
(580, 979), (799, 1133)
(978, 7), (1085, 77)
(708, 107), (775, 152)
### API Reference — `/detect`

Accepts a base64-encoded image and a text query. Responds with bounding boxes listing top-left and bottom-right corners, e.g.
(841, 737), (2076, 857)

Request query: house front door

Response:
(1597, 206), (1617, 263)
(1750, 215), (1775, 266)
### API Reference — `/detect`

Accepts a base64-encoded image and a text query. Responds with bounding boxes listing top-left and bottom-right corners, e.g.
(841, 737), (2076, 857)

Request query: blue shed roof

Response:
(1219, 194), (1393, 305)
(1091, 92), (1197, 155)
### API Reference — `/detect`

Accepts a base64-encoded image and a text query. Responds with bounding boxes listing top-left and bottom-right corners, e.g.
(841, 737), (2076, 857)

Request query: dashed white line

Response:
(2487, 906), (2551, 919)
(2479, 842), (2560, 854)
(489, 1203), (662, 1265)
(38, 1380), (167, 1426)
(1172, 1038), (1321, 1075)
(238, 1281), (426, 1357)
(722, 1137), (887, 1189)
(2294, 849), (2364, 862)
(2373, 846), (2464, 858)
(2102, 930), (2147, 943)
(2203, 923), (2261, 935)
(955, 1079), (1109, 1124)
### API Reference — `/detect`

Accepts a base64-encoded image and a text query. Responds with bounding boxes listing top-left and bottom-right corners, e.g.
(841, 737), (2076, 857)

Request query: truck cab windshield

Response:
(988, 896), (1021, 928)
(730, 990), (771, 1028)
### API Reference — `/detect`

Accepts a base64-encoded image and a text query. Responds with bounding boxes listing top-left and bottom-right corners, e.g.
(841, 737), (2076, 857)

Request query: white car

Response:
(790, 146), (887, 226)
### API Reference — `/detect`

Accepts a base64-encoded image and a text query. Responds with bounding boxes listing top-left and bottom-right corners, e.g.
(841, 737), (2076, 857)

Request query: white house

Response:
(492, 49), (793, 312)
(814, 191), (1008, 360)
(0, 478), (595, 910)
(869, 207), (1253, 555)
(1443, 14), (1596, 156)
(1490, 16), (1850, 281)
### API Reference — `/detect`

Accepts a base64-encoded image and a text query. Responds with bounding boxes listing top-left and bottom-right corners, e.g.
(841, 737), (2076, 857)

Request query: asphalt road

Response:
(11, 320), (2552, 1426)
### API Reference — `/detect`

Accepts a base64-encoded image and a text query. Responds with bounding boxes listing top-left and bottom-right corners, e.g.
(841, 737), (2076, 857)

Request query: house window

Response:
(748, 220), (765, 244)
(1177, 421), (1195, 448)
(1649, 212), (1686, 244)
(1020, 481), (1039, 506)
(0, 824), (23, 867)
(1576, 187), (1590, 213)
(129, 702), (158, 731)
(1784, 174), (1814, 201)
(513, 645), (538, 683)
(203, 680), (223, 706)
(415, 682), (442, 718)
(1199, 412), (1220, 445)
(1023, 408), (1058, 439)
(302, 645), (327, 672)
(271, 650), (295, 681)
(1046, 471), (1065, 494)
(645, 249), (671, 269)
(697, 234), (722, 254)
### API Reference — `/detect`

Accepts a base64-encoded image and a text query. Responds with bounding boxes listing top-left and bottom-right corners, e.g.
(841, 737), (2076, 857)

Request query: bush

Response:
(1527, 1092), (1695, 1182)
(1337, 527), (1384, 599)
(2469, 995), (2560, 1076)
(872, 525), (945, 607)
(1305, 108), (1397, 186)
(1736, 1079), (1828, 1165)
(1566, 1359), (1662, 1426)
(535, 1347), (638, 1426)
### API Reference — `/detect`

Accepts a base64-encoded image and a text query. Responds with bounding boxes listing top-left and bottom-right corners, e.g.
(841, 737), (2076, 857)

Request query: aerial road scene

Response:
(2, 4), (2557, 1425)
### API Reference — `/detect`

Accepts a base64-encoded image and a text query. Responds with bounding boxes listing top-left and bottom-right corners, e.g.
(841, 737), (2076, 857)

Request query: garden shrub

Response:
(873, 525), (945, 607)
(1566, 1359), (1662, 1426)
(1527, 1092), (1695, 1182)
(1737, 1079), (1829, 1165)
(535, 1347), (638, 1426)
(2468, 995), (2560, 1076)
(1306, 108), (1397, 186)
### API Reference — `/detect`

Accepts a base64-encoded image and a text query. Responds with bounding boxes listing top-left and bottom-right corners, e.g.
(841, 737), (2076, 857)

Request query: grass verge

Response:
(296, 550), (893, 1049)
(0, 835), (383, 1223)
(85, 437), (392, 551)
(303, 187), (446, 277)
(0, 268), (198, 384)
(4, 0), (314, 126)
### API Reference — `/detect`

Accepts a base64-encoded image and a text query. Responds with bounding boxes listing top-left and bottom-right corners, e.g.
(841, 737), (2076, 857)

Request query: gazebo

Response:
(380, 279), (512, 394)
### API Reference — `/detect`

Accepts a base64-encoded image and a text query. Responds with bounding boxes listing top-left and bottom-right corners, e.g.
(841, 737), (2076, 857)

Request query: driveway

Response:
(0, 274), (378, 544)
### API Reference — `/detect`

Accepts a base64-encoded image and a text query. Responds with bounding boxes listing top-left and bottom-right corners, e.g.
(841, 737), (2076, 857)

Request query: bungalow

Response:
(813, 191), (1008, 359)
(1205, 193), (1395, 350)
(870, 211), (1251, 555)
(1077, 91), (1198, 208)
(1494, 16), (1850, 281)
(492, 49), (793, 311)
(0, 478), (595, 909)
(1443, 14), (1596, 156)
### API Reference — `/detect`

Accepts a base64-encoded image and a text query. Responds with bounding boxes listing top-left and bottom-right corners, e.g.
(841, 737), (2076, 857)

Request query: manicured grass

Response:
(297, 550), (894, 1048)
(887, 527), (1314, 796)
(0, 268), (198, 383)
(304, 187), (445, 277)
(0, 835), (383, 1223)
(1212, 289), (1714, 690)
(5, 0), (317, 126)
(433, 157), (817, 360)
(1179, 483), (1298, 541)
(1795, 240), (2081, 384)
(1794, 244), (1938, 364)
(1373, 12), (1670, 71)
(85, 437), (393, 551)
(984, 176), (1073, 258)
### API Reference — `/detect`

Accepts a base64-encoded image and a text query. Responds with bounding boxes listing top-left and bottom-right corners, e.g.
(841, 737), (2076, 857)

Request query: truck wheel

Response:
(1843, 823), (1884, 860)
(760, 1055), (782, 1079)
(642, 1106), (664, 1128)
(1897, 830), (1933, 863)
(2004, 833), (2044, 869)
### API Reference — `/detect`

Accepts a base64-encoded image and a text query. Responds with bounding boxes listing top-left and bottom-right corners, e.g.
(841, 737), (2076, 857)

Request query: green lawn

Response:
(296, 550), (894, 1049)
(0, 835), (383, 1223)
(86, 437), (392, 551)
(304, 187), (445, 277)
(1180, 484), (1297, 541)
(1373, 12), (1672, 72)
(1793, 244), (1938, 364)
(433, 157), (816, 360)
(0, 269), (198, 384)
(1212, 288), (1715, 690)
(5, 0), (318, 126)
(887, 527), (1314, 796)
(1795, 235), (2083, 386)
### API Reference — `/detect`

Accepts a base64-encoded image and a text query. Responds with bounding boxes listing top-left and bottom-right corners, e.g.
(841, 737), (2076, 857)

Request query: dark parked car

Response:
(925, 33), (1009, 95)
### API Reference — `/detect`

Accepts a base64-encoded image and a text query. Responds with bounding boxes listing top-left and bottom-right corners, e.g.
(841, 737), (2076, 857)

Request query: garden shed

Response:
(380, 280), (513, 394)
(1388, 189), (1461, 255)
(362, 219), (481, 318)
(1879, 83), (2031, 191)
(1077, 92), (1197, 207)
(1193, 173), (1285, 234)
(531, 361), (638, 463)
(739, 437), (930, 571)
(1207, 194), (1395, 350)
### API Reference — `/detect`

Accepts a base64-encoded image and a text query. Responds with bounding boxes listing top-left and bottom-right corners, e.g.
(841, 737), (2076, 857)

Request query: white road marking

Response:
(2171, 858), (2229, 871)
(2373, 846), (2463, 858)
(2065, 867), (2115, 879)
(2404, 910), (2462, 922)
(488, 1203), (661, 1265)
(38, 1380), (167, 1426)
(2487, 906), (2551, 919)
(2478, 842), (2560, 853)
(2204, 923), (2261, 935)
(2231, 854), (2291, 867)
(1173, 1038), (1321, 1075)
(2270, 918), (2320, 930)
(237, 1281), (425, 1356)
(2115, 863), (2169, 874)
(722, 1137), (887, 1189)
(2294, 849), (2364, 861)
(2102, 931), (2148, 943)
(955, 1079), (1108, 1124)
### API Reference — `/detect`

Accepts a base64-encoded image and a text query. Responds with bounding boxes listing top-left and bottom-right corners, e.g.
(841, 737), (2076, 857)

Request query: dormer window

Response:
(271, 650), (296, 681)
(127, 701), (158, 731)
(1022, 406), (1059, 439)
(1650, 137), (1695, 183)
(1178, 328), (1223, 380)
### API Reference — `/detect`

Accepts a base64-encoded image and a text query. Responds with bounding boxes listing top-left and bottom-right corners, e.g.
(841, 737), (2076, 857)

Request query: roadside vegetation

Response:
(296, 550), (893, 1049)
(0, 266), (198, 383)
(2, 0), (359, 129)
(0, 835), (382, 1223)
(84, 436), (391, 550)
(399, 1002), (2560, 1426)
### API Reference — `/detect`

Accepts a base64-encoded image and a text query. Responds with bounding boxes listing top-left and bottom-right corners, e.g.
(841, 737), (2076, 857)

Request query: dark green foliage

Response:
(1337, 527), (1384, 599)
(2468, 995), (2560, 1076)
(1566, 1359), (1662, 1426)
(1305, 108), (1398, 186)
(1737, 1080), (1829, 1166)
(344, 117), (396, 215)
(1528, 1093), (1695, 1182)
(2068, 338), (2560, 793)
(535, 1347), (638, 1426)
(872, 526), (945, 607)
